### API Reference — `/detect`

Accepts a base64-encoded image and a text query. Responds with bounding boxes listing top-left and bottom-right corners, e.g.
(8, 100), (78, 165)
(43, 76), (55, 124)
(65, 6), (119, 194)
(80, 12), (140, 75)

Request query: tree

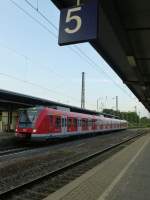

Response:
(102, 109), (149, 127)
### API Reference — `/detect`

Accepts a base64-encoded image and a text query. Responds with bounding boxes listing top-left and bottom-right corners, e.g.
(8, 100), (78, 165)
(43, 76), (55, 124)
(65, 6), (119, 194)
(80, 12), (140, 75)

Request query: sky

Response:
(0, 0), (149, 117)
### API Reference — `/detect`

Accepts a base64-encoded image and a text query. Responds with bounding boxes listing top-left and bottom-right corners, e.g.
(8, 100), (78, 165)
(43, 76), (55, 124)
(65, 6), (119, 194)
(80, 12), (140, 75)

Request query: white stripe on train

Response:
(30, 127), (126, 140)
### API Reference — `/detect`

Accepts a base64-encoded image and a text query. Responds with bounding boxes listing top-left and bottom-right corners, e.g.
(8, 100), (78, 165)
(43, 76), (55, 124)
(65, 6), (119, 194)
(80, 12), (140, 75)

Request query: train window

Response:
(78, 119), (80, 126)
(65, 118), (67, 127)
(62, 118), (65, 127)
(85, 120), (88, 127)
(92, 119), (95, 126)
(88, 120), (91, 126)
(78, 120), (81, 127)
(67, 118), (72, 128)
(80, 120), (82, 127)
(49, 115), (53, 125)
(73, 119), (77, 127)
(82, 119), (85, 127)
(82, 119), (87, 127)
(56, 117), (61, 128)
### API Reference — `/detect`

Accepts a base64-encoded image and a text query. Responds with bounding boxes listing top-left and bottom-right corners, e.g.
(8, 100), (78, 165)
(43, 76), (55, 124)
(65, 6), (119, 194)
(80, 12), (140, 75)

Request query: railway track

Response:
(0, 132), (146, 200)
(0, 147), (33, 158)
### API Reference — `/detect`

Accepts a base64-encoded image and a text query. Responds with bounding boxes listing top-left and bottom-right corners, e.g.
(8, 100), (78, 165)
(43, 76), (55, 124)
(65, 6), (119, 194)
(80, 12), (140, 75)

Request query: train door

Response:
(78, 118), (81, 133)
(88, 119), (92, 131)
(62, 116), (67, 134)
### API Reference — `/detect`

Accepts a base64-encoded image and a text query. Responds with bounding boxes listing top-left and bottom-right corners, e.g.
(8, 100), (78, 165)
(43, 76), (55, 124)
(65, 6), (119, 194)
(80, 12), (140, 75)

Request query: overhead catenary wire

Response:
(8, 0), (136, 103)
(0, 40), (68, 82)
(0, 72), (97, 108)
(0, 33), (96, 107)
(23, 0), (135, 100)
(0, 39), (94, 98)
(24, 0), (57, 31)
(36, 0), (39, 11)
(75, 45), (133, 98)
(0, 37), (104, 98)
(0, 41), (29, 61)
(7, 0), (73, 83)
(9, 0), (57, 38)
(0, 72), (81, 104)
(0, 41), (86, 105)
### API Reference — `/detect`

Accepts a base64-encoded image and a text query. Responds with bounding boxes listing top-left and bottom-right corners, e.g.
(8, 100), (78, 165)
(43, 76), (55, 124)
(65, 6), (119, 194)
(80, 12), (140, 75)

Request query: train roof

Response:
(41, 107), (126, 122)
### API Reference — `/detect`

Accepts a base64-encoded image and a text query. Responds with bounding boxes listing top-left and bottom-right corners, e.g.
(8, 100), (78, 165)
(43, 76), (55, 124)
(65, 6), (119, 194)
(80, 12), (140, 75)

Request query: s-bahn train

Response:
(15, 106), (128, 140)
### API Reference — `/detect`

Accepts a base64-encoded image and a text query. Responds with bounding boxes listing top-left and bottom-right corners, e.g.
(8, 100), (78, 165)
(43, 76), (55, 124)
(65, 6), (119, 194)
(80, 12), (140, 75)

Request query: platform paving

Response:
(44, 133), (150, 200)
(0, 132), (15, 139)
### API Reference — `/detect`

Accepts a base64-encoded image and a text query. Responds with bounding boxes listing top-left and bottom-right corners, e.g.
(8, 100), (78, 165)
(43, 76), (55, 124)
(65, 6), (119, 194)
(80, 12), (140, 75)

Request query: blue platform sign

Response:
(58, 0), (99, 46)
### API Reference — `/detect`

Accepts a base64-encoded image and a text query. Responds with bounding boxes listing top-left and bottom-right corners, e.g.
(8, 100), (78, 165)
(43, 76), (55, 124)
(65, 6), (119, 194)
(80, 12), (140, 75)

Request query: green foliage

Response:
(140, 117), (150, 127)
(102, 109), (150, 128)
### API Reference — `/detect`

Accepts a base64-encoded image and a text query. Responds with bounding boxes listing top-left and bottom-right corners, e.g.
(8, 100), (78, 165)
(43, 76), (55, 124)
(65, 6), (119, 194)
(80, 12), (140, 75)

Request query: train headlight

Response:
(33, 129), (37, 133)
(16, 128), (18, 132)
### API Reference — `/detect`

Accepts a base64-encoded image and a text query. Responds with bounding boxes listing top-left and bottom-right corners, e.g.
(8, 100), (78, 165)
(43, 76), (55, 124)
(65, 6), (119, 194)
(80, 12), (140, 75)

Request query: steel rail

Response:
(0, 133), (145, 199)
(0, 147), (31, 157)
(0, 146), (37, 159)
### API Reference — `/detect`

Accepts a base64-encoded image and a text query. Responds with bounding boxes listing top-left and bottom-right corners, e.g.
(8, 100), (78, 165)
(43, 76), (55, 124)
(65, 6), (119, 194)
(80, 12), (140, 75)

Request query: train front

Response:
(15, 107), (41, 139)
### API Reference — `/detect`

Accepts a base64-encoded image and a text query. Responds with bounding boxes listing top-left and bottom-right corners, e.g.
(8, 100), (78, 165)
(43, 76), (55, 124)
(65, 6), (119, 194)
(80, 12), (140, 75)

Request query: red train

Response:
(15, 106), (128, 140)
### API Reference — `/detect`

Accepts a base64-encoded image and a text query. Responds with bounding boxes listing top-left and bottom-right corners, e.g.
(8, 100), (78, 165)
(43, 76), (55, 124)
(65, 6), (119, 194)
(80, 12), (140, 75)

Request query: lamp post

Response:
(77, 0), (81, 6)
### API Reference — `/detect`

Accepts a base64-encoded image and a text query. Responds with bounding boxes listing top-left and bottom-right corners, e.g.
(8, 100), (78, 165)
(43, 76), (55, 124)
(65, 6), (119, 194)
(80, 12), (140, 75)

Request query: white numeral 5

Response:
(65, 7), (82, 34)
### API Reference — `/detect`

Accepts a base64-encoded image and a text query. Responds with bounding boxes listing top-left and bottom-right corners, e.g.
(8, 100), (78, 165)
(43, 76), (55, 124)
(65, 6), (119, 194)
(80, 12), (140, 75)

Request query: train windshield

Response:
(18, 107), (40, 128)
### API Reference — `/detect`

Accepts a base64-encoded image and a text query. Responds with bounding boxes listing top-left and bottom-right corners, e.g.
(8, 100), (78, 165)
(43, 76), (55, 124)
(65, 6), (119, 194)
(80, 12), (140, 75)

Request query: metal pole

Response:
(116, 96), (118, 111)
(97, 99), (99, 111)
(134, 106), (138, 125)
(37, 0), (38, 11)
(139, 111), (140, 127)
(105, 96), (107, 109)
(101, 103), (104, 112)
(134, 106), (137, 113)
(81, 72), (85, 109)
(77, 0), (81, 6)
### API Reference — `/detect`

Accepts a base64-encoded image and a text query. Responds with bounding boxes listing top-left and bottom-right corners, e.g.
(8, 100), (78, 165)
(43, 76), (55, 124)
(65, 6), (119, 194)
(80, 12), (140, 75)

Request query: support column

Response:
(0, 112), (2, 133)
(7, 111), (12, 132)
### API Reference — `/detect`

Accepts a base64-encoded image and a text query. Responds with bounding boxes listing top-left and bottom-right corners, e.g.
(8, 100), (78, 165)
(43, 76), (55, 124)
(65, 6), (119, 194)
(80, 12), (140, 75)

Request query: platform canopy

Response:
(52, 0), (150, 112)
(0, 89), (119, 118)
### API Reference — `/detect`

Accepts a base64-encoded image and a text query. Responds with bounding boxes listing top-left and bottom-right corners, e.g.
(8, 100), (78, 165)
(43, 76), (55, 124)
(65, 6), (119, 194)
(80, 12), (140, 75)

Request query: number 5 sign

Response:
(58, 0), (99, 46)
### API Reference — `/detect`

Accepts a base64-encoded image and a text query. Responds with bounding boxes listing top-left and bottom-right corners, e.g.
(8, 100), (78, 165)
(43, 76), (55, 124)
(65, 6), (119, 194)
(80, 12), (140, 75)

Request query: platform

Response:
(0, 132), (15, 139)
(44, 133), (150, 200)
